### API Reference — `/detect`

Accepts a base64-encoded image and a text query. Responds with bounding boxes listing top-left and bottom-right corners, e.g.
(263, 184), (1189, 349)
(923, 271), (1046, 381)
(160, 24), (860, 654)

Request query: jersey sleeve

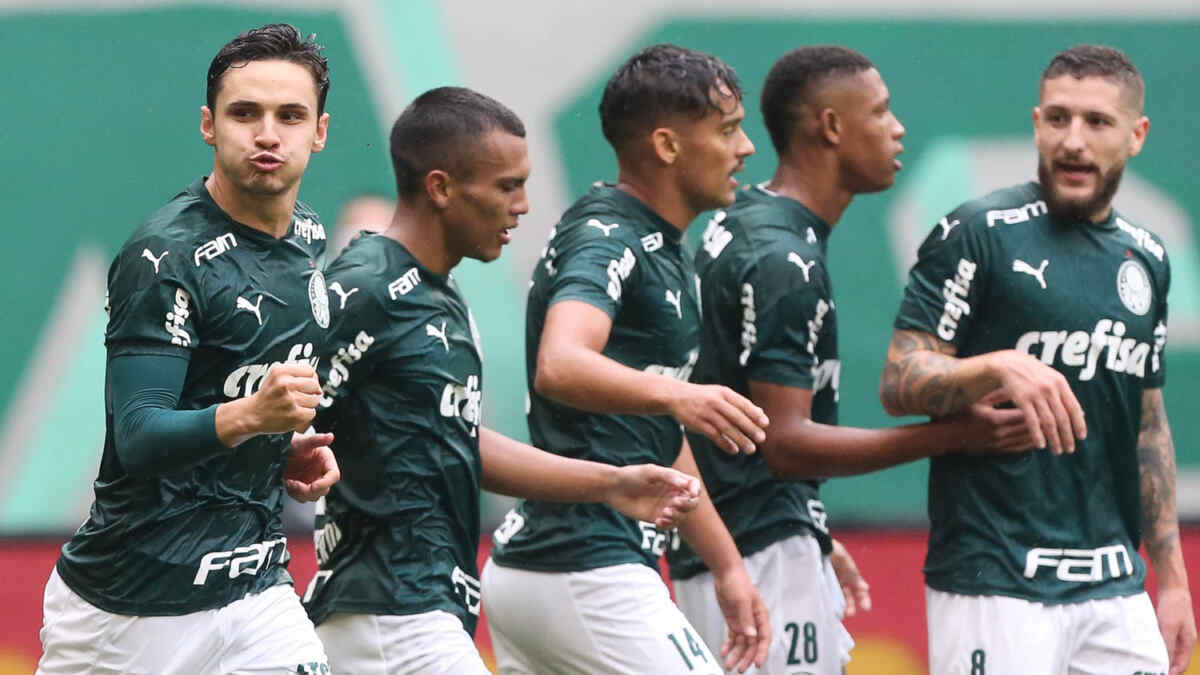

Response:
(742, 251), (832, 388)
(894, 211), (990, 350)
(105, 235), (202, 358)
(544, 220), (641, 318)
(1146, 249), (1170, 388)
(317, 265), (389, 410)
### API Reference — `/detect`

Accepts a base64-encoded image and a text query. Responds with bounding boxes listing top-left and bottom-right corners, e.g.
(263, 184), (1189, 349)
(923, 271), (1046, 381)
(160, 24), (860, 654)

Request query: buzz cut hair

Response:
(207, 23), (331, 115)
(1041, 45), (1145, 114)
(389, 86), (526, 199)
(599, 44), (743, 153)
(760, 45), (876, 156)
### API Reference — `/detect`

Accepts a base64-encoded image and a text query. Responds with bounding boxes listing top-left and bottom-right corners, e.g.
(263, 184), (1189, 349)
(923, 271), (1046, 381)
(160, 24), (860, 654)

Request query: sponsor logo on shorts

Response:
(193, 536), (288, 585)
(1023, 544), (1134, 583)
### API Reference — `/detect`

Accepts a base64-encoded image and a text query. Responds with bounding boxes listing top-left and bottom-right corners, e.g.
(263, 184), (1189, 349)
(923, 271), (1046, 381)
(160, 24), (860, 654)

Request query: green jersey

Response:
(303, 234), (484, 634)
(57, 176), (328, 615)
(491, 184), (697, 572)
(896, 181), (1169, 603)
(667, 185), (834, 581)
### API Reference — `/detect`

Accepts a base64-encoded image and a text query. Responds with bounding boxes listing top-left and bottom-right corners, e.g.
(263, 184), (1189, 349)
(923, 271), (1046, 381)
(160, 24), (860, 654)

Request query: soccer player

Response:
(37, 24), (338, 674)
(666, 44), (1041, 675)
(482, 44), (773, 674)
(881, 44), (1196, 674)
(303, 86), (703, 675)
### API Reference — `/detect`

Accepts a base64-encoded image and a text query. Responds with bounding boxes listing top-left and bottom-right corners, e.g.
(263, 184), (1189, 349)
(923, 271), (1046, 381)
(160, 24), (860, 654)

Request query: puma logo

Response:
(427, 321), (449, 352)
(665, 289), (683, 318)
(787, 252), (816, 282)
(1012, 258), (1049, 289)
(236, 295), (264, 326)
(938, 217), (960, 241)
(141, 248), (168, 274)
(586, 219), (620, 237)
(328, 281), (359, 310)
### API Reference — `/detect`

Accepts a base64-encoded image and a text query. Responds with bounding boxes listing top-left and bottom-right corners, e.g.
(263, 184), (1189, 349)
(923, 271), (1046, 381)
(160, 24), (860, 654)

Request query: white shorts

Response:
(316, 609), (490, 675)
(37, 568), (328, 674)
(674, 534), (853, 675)
(481, 558), (722, 675)
(926, 587), (1169, 675)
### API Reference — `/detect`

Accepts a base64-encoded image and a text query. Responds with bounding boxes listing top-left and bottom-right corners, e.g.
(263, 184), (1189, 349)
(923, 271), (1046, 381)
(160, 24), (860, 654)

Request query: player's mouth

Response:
(250, 153), (285, 172)
(499, 225), (515, 245)
(893, 145), (905, 171)
(728, 163), (745, 188)
(1053, 160), (1096, 185)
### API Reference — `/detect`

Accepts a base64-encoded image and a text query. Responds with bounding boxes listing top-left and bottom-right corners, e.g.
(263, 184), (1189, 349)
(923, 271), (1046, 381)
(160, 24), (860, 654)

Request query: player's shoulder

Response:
(724, 187), (827, 273)
(951, 181), (1046, 231)
(1111, 210), (1169, 270)
(327, 233), (428, 306)
(120, 185), (225, 259)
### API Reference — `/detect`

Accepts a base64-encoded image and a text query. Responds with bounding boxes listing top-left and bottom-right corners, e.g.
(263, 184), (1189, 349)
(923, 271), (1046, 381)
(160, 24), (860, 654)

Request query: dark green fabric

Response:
(492, 184), (697, 573)
(305, 234), (484, 634)
(667, 185), (834, 581)
(896, 181), (1169, 603)
(56, 177), (327, 616)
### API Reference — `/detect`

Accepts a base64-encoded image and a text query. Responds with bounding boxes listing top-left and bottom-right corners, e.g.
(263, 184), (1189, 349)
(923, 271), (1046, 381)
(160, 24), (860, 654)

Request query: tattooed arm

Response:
(1138, 388), (1196, 675)
(879, 328), (1087, 454)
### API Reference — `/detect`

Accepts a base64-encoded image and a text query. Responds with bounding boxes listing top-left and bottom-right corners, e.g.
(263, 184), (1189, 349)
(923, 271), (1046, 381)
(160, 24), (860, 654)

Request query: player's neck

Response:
(383, 201), (458, 277)
(614, 170), (696, 232)
(205, 172), (298, 239)
(767, 156), (851, 228)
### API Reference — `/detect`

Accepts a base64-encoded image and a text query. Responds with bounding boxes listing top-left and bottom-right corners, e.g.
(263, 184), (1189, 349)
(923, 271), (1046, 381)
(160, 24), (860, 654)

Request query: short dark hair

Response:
(761, 45), (875, 155)
(207, 23), (331, 115)
(389, 86), (526, 198)
(599, 44), (743, 152)
(1041, 45), (1144, 113)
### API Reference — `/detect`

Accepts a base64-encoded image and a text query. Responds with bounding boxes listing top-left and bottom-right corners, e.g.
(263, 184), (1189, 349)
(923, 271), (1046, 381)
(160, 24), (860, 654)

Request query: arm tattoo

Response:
(1138, 388), (1180, 564)
(880, 329), (970, 417)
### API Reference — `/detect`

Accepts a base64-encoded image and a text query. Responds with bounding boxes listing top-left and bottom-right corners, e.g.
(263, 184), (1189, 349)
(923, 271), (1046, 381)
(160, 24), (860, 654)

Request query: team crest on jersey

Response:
(1117, 260), (1152, 316)
(308, 270), (330, 328)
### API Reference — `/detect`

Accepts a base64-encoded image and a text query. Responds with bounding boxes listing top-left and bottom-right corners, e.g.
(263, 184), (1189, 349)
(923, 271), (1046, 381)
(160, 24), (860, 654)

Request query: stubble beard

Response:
(1037, 157), (1124, 224)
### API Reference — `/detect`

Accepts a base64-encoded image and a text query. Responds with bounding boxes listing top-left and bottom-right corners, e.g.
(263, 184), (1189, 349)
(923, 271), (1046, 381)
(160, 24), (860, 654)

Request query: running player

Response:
(38, 24), (338, 674)
(483, 44), (772, 674)
(668, 45), (1038, 675)
(882, 44), (1195, 674)
(303, 86), (703, 675)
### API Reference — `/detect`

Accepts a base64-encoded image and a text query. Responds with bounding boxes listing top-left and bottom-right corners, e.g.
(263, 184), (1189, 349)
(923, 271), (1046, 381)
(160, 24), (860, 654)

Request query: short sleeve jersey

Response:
(302, 234), (484, 634)
(667, 185), (836, 581)
(56, 176), (328, 615)
(490, 184), (699, 572)
(895, 181), (1170, 603)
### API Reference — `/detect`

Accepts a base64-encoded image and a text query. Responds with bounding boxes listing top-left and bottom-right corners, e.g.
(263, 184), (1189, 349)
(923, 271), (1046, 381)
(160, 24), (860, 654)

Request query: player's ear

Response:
(1128, 115), (1149, 158)
(650, 127), (680, 165)
(312, 112), (330, 153)
(818, 107), (840, 146)
(426, 170), (452, 208)
(200, 106), (216, 147)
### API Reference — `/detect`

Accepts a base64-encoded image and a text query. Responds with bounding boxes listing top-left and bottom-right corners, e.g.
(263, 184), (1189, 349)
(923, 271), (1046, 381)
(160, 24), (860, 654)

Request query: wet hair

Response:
(389, 86), (526, 198)
(761, 45), (875, 155)
(206, 23), (331, 115)
(599, 44), (743, 152)
(1040, 45), (1144, 113)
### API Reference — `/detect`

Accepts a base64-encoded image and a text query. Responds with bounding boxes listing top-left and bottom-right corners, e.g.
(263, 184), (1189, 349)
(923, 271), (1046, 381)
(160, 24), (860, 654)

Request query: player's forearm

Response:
(478, 427), (615, 502)
(1138, 389), (1189, 590)
(879, 329), (997, 417)
(534, 340), (682, 416)
(673, 443), (742, 575)
(760, 417), (968, 479)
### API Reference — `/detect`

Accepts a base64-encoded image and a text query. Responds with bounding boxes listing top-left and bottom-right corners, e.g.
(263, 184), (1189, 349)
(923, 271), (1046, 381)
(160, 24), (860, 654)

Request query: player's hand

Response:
(606, 464), (701, 530)
(958, 388), (1038, 454)
(249, 364), (322, 434)
(830, 539), (872, 617)
(714, 564), (770, 672)
(668, 382), (769, 455)
(1157, 585), (1196, 674)
(285, 431), (340, 502)
(985, 350), (1086, 455)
